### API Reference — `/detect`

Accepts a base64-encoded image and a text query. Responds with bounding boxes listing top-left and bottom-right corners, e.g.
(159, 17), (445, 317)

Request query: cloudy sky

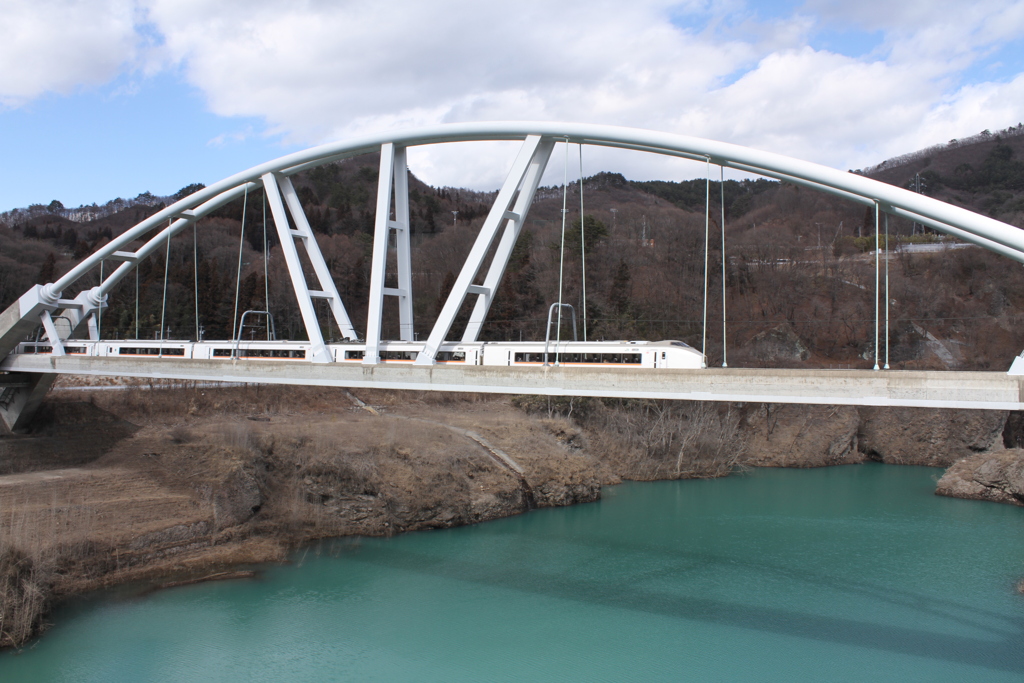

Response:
(2, 0), (1024, 210)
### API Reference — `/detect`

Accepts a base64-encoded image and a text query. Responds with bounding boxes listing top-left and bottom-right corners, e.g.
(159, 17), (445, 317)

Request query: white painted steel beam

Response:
(416, 135), (545, 364)
(462, 138), (554, 342)
(278, 175), (358, 340)
(393, 147), (414, 342)
(262, 173), (332, 363)
(39, 311), (65, 356)
(365, 144), (415, 365)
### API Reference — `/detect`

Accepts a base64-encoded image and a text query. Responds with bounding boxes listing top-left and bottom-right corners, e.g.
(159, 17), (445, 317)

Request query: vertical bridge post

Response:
(364, 144), (414, 365)
(415, 135), (551, 364)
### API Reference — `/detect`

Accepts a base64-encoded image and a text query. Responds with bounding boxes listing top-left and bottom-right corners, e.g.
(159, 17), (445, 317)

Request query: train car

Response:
(481, 339), (704, 369)
(331, 341), (481, 364)
(18, 340), (195, 359)
(192, 340), (310, 360)
(99, 341), (193, 358)
(16, 341), (93, 356)
(12, 338), (703, 369)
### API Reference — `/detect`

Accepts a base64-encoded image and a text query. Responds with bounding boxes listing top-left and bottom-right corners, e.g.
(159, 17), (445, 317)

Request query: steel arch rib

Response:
(11, 121), (1024, 360)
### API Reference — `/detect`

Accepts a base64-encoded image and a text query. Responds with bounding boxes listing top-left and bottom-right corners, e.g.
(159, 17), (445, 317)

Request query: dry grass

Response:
(514, 396), (744, 480)
(0, 477), (105, 648)
(0, 547), (45, 649)
(91, 382), (359, 422)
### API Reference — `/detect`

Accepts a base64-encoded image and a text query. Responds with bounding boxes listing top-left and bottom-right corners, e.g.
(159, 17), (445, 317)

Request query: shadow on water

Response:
(554, 527), (1022, 639)
(342, 543), (1024, 674)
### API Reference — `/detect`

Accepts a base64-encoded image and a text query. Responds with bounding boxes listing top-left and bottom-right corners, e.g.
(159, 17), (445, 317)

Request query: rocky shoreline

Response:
(0, 384), (1019, 649)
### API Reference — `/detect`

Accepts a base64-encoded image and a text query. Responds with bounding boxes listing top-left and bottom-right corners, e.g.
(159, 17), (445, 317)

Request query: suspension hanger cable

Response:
(158, 218), (171, 356)
(874, 201), (880, 371)
(578, 143), (588, 342)
(701, 157), (710, 368)
(134, 265), (139, 340)
(193, 218), (200, 341)
(884, 212), (890, 370)
(263, 190), (270, 340)
(556, 140), (569, 362)
(232, 186), (249, 346)
(720, 165), (727, 368)
(97, 259), (103, 341)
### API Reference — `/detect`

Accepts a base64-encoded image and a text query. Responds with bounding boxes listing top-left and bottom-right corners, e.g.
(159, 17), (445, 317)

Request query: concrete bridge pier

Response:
(0, 285), (101, 432)
(0, 372), (55, 432)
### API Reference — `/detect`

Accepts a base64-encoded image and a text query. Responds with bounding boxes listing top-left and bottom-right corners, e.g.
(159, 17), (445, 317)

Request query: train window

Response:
(513, 351), (641, 364)
(119, 347), (184, 356)
(271, 349), (306, 358)
(380, 350), (418, 361)
(436, 351), (466, 362)
(662, 352), (666, 359)
(65, 347), (87, 354)
(212, 348), (306, 359)
(345, 350), (365, 360)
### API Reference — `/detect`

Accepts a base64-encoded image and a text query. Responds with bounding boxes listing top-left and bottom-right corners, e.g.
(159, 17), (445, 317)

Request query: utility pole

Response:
(451, 210), (458, 226)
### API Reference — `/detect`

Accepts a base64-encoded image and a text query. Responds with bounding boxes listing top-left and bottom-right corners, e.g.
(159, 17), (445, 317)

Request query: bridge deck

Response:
(4, 355), (1022, 411)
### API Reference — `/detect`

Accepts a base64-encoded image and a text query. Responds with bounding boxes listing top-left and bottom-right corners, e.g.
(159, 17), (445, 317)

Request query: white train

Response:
(15, 338), (705, 369)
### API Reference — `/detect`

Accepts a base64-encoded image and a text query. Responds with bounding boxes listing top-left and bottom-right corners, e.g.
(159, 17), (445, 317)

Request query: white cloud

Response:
(0, 0), (138, 107)
(4, 0), (1024, 188)
(807, 0), (1024, 70)
(898, 73), (1024, 152)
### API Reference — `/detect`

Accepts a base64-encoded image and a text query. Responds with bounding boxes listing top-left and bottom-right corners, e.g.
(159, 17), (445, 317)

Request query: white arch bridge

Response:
(3, 122), (1024, 431)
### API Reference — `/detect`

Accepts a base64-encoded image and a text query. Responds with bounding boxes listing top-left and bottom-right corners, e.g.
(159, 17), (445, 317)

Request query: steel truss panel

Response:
(262, 172), (353, 363)
(462, 138), (554, 342)
(415, 135), (546, 365)
(277, 174), (358, 340)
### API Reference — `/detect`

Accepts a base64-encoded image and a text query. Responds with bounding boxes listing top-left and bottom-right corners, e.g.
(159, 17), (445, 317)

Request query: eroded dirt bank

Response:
(0, 385), (1015, 648)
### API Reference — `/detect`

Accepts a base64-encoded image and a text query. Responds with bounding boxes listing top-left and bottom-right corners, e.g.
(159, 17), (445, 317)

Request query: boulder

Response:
(936, 450), (1024, 506)
(748, 324), (810, 363)
(213, 464), (263, 530)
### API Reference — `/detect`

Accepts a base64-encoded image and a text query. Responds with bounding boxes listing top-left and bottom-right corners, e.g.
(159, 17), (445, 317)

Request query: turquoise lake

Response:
(2, 462), (1023, 681)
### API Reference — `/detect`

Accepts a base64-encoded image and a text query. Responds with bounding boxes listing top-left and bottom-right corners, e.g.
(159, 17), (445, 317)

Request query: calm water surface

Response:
(3, 463), (1023, 682)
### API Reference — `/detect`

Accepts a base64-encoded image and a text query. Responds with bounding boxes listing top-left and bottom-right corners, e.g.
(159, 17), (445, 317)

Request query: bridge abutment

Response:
(0, 372), (56, 433)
